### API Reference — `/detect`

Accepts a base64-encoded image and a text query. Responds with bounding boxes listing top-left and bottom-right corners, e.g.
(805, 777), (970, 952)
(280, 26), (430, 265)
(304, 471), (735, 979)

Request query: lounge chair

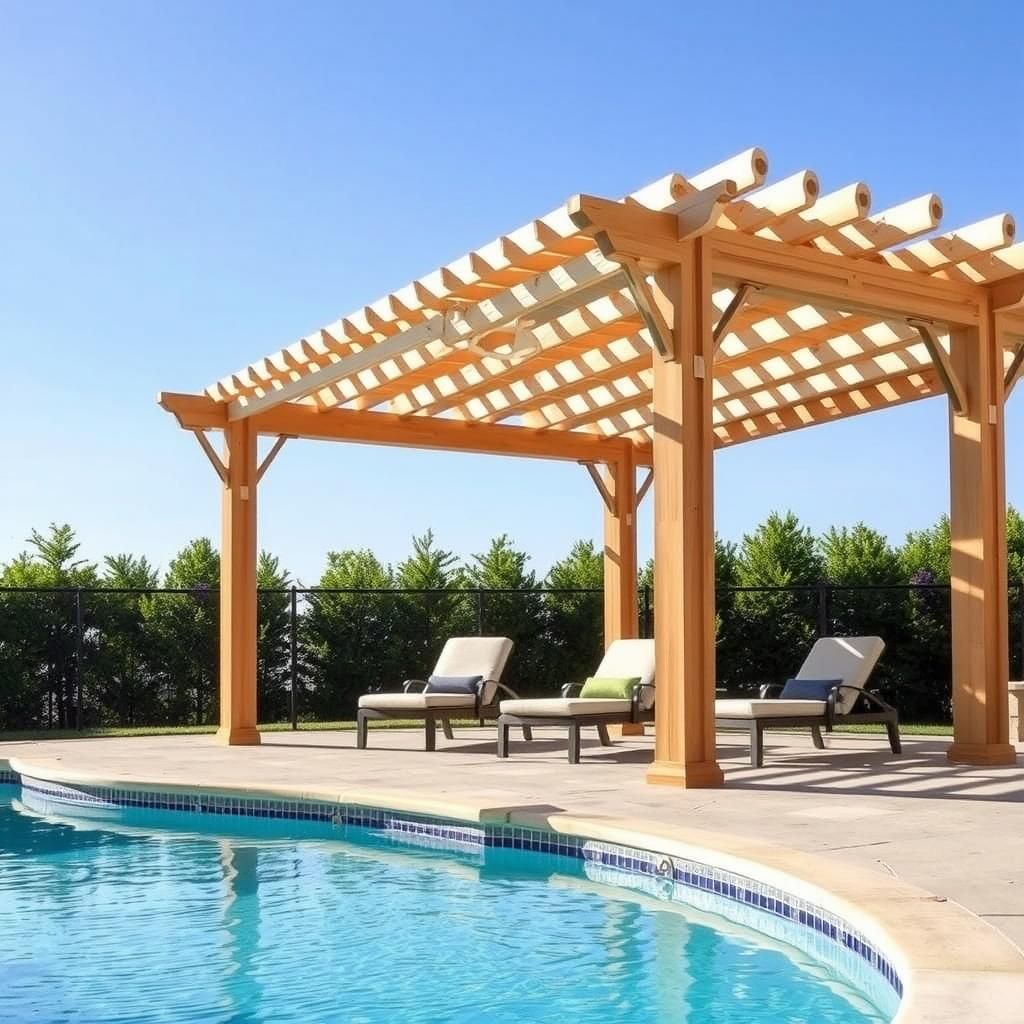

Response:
(496, 638), (655, 764)
(715, 635), (899, 767)
(357, 636), (527, 751)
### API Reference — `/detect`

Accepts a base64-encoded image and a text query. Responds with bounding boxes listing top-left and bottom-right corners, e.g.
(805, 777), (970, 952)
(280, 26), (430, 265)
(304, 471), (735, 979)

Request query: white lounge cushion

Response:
(794, 636), (885, 714)
(432, 636), (513, 705)
(358, 693), (476, 711)
(716, 698), (827, 719)
(595, 639), (656, 709)
(500, 698), (632, 717)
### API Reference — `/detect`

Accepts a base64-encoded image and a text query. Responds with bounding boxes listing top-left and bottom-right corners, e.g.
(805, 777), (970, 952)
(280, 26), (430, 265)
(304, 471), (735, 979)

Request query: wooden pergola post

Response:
(646, 239), (723, 788)
(947, 302), (1016, 766)
(601, 448), (641, 734)
(602, 449), (639, 645)
(218, 417), (260, 746)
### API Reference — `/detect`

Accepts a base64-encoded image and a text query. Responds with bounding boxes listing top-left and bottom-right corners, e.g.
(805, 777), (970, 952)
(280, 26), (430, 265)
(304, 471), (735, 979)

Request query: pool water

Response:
(0, 789), (891, 1024)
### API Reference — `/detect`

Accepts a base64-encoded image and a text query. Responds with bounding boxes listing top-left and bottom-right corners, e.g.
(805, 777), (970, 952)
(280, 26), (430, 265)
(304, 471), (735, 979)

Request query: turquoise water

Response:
(0, 789), (891, 1024)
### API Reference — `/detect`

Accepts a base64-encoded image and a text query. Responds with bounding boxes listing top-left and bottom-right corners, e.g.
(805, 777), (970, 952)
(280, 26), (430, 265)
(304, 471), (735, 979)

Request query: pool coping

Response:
(4, 755), (1023, 1023)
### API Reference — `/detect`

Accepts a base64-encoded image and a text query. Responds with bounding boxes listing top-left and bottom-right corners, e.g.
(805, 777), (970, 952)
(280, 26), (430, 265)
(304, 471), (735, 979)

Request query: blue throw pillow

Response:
(779, 678), (842, 701)
(425, 674), (483, 695)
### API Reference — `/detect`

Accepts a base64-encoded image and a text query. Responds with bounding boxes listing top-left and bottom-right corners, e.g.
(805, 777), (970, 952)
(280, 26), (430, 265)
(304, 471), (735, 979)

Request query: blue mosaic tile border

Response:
(0, 769), (17, 785)
(15, 773), (902, 1004)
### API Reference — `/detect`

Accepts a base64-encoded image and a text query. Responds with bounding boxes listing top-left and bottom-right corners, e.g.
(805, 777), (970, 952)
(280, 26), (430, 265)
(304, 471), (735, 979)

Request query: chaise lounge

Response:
(714, 635), (899, 767)
(496, 638), (655, 764)
(357, 636), (529, 751)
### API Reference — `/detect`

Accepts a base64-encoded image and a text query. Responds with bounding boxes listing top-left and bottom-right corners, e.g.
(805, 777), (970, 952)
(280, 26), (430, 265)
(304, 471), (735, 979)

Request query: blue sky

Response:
(2, 1), (1022, 583)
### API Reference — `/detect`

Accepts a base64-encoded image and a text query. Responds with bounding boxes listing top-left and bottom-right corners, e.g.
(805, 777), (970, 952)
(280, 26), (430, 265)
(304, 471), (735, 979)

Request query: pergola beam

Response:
(568, 193), (983, 325)
(159, 392), (652, 467)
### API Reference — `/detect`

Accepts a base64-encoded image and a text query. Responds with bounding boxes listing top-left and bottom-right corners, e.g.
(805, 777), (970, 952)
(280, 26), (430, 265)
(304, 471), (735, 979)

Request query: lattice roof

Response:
(197, 148), (1024, 451)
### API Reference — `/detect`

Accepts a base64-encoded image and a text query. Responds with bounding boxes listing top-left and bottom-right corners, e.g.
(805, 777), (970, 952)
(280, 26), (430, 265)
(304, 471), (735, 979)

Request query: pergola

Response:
(160, 147), (1024, 786)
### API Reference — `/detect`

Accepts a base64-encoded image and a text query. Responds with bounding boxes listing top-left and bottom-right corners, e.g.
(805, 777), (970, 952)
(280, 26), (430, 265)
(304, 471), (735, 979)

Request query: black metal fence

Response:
(1, 582), (1022, 732)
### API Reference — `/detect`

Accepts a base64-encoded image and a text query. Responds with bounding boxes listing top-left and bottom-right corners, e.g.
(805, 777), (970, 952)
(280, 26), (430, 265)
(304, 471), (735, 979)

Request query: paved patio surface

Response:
(3, 727), (1023, 948)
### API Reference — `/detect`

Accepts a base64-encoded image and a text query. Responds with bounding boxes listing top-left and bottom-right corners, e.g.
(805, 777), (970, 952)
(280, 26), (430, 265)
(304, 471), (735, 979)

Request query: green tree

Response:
(544, 540), (604, 694)
(394, 531), (471, 670)
(464, 535), (545, 696)
(303, 549), (404, 719)
(0, 525), (98, 728)
(899, 515), (951, 581)
(89, 554), (160, 726)
(140, 539), (220, 725)
(256, 552), (293, 723)
(730, 512), (822, 693)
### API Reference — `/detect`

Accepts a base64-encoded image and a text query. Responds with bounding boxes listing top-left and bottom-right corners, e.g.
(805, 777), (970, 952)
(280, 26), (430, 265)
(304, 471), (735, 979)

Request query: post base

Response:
(946, 742), (1016, 766)
(608, 723), (646, 738)
(646, 759), (724, 788)
(215, 726), (262, 746)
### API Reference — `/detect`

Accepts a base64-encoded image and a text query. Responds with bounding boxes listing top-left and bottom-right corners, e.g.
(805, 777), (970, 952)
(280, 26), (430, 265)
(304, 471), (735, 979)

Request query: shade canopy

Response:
(171, 146), (1024, 454)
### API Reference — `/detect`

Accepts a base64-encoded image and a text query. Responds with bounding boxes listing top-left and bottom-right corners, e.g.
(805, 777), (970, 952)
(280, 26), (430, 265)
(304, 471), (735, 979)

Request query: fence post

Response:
(289, 586), (298, 730)
(74, 588), (84, 731)
(642, 585), (651, 639)
(475, 589), (484, 635)
(816, 580), (830, 638)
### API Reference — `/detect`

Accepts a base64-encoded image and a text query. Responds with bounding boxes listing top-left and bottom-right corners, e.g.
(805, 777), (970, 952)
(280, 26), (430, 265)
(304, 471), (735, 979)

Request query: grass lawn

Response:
(0, 720), (954, 742)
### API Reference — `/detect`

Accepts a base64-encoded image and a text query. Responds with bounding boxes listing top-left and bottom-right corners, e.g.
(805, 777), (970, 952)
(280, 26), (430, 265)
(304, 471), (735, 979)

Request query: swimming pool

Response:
(0, 776), (896, 1024)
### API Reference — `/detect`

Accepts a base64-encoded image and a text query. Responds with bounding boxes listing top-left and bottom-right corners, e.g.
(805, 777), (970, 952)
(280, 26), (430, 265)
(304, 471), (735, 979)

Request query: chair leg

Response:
(425, 716), (436, 752)
(810, 724), (826, 749)
(357, 711), (369, 750)
(522, 725), (533, 742)
(749, 721), (764, 768)
(568, 723), (581, 764)
(497, 721), (510, 759)
(597, 723), (612, 747)
(441, 718), (454, 740)
(886, 718), (902, 755)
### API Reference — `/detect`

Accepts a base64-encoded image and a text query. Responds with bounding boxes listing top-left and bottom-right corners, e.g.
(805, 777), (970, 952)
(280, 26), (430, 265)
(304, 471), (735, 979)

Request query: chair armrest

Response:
(475, 678), (503, 710)
(630, 682), (655, 721)
(561, 682), (585, 698)
(491, 681), (521, 702)
(759, 682), (785, 699)
(828, 684), (895, 715)
(402, 679), (429, 693)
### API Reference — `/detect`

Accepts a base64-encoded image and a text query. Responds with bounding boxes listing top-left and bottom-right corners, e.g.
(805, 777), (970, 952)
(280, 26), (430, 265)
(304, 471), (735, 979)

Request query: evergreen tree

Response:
(90, 554), (160, 726)
(303, 549), (403, 719)
(394, 531), (471, 670)
(464, 535), (545, 695)
(731, 512), (822, 693)
(0, 525), (98, 728)
(544, 540), (604, 694)
(256, 552), (293, 723)
(140, 539), (220, 725)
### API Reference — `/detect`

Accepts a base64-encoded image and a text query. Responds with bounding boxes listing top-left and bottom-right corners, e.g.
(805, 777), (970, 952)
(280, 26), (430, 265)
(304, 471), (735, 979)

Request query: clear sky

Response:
(2, 1), (1022, 583)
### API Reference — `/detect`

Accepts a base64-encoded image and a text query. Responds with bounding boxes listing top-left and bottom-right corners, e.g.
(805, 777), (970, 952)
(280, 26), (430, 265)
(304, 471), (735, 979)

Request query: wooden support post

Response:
(947, 302), (1016, 766)
(646, 239), (724, 788)
(602, 449), (642, 736)
(218, 417), (260, 745)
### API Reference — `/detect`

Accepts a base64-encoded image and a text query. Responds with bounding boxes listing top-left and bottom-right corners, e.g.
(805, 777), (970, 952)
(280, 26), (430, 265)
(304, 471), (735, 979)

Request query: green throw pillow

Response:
(579, 676), (641, 700)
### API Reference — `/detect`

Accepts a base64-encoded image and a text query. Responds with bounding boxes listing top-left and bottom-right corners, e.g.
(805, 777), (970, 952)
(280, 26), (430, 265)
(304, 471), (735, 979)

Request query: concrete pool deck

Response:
(4, 726), (1023, 947)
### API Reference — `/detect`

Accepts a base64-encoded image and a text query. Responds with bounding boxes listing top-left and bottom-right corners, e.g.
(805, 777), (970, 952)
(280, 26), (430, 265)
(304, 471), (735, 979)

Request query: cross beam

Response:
(159, 392), (652, 467)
